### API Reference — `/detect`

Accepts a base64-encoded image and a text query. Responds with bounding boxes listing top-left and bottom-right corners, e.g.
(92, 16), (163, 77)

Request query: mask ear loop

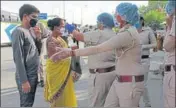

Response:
(29, 15), (39, 21)
(60, 28), (65, 33)
(116, 28), (135, 59)
(97, 21), (106, 29)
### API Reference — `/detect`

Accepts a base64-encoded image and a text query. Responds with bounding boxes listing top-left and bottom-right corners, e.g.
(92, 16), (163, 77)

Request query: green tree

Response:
(39, 20), (47, 27)
(148, 0), (167, 9)
(139, 0), (167, 15)
(144, 9), (165, 30)
(139, 5), (148, 15)
(138, 0), (167, 29)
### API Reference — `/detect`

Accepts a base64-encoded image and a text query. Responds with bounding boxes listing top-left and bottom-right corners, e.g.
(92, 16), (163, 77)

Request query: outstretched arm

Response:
(65, 24), (97, 43)
(47, 37), (70, 62)
(54, 29), (134, 61)
(71, 30), (100, 43)
(74, 31), (132, 56)
(72, 30), (85, 42)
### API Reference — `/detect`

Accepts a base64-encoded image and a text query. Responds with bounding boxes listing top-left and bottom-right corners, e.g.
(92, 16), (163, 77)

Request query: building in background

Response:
(1, 9), (19, 22)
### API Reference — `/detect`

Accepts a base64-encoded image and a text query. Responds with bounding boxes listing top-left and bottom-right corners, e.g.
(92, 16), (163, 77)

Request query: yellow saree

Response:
(44, 36), (77, 107)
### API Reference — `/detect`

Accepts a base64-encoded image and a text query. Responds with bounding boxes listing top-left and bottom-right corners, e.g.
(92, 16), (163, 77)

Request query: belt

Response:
(89, 66), (115, 74)
(141, 55), (149, 59)
(116, 75), (144, 82)
(165, 64), (176, 72)
(89, 69), (96, 74)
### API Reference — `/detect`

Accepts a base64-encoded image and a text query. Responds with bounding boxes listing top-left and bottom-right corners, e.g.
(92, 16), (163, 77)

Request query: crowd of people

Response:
(11, 0), (175, 107)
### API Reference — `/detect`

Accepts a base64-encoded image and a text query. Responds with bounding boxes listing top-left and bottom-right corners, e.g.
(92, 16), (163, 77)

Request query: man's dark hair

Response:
(19, 4), (40, 21)
(140, 16), (145, 27)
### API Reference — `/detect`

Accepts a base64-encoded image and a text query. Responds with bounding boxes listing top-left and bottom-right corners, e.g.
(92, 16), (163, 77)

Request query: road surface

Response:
(1, 44), (165, 107)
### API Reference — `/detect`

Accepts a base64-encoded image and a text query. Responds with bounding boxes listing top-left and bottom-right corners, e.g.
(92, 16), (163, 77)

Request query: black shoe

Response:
(145, 103), (151, 107)
(40, 80), (44, 87)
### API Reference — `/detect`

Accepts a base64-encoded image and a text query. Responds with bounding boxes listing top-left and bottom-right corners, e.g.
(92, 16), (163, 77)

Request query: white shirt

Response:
(170, 16), (175, 37)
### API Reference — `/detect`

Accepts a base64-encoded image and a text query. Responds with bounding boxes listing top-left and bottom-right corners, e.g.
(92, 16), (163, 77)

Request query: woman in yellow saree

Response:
(44, 18), (77, 107)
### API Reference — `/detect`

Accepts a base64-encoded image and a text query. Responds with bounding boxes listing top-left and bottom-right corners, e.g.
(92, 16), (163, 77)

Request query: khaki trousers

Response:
(104, 77), (145, 107)
(38, 61), (44, 82)
(141, 58), (151, 105)
(42, 65), (46, 84)
(88, 71), (116, 107)
(163, 66), (175, 108)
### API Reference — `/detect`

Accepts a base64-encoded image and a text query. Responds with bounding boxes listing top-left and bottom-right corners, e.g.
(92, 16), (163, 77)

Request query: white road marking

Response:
(1, 90), (19, 96)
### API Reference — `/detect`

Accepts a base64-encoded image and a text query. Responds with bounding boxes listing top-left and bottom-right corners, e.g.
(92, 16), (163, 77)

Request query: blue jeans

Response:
(16, 74), (38, 107)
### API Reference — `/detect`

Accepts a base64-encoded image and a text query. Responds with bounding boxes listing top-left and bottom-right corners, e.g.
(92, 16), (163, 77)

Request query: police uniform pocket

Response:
(132, 88), (144, 99)
(130, 82), (144, 99)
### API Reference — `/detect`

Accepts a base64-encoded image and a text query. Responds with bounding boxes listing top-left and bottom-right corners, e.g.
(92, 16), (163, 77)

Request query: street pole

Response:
(81, 5), (87, 26)
(52, 7), (54, 15)
(72, 12), (74, 23)
(63, 1), (65, 19)
(81, 8), (83, 26)
(59, 6), (61, 16)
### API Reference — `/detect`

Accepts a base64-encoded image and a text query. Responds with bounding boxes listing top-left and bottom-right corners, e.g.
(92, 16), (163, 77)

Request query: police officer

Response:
(65, 12), (117, 107)
(163, 0), (175, 107)
(61, 23), (82, 82)
(135, 16), (157, 107)
(29, 21), (49, 87)
(35, 22), (50, 87)
(56, 3), (145, 107)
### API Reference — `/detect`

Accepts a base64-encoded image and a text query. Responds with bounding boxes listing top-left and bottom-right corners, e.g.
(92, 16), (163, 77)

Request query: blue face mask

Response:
(134, 21), (141, 29)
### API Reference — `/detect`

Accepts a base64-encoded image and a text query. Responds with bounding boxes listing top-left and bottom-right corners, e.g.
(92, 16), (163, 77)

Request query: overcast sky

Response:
(1, 1), (148, 25)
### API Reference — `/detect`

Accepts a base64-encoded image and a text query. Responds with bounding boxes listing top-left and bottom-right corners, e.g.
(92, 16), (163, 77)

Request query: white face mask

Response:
(114, 13), (121, 27)
(60, 27), (65, 34)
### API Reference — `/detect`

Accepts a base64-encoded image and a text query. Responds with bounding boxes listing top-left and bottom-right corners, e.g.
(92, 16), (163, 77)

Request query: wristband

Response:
(71, 50), (76, 56)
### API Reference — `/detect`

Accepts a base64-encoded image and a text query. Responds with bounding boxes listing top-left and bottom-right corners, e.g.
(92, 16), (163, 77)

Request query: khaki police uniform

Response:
(40, 38), (48, 83)
(139, 27), (157, 106)
(38, 22), (49, 83)
(74, 25), (145, 107)
(83, 28), (116, 107)
(30, 22), (49, 84)
(163, 16), (175, 108)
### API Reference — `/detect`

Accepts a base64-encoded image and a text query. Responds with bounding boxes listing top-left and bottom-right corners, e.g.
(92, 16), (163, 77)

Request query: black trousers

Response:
(71, 56), (82, 74)
(16, 74), (38, 107)
(73, 38), (79, 47)
(62, 36), (68, 44)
